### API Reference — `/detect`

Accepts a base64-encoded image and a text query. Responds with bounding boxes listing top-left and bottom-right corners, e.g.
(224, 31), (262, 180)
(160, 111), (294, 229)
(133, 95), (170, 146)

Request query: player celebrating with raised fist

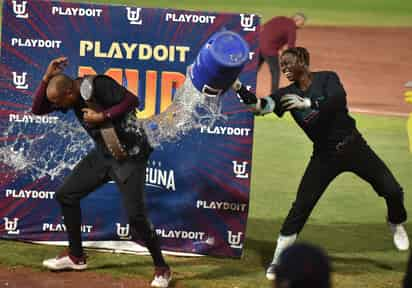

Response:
(233, 47), (409, 280)
(32, 57), (171, 288)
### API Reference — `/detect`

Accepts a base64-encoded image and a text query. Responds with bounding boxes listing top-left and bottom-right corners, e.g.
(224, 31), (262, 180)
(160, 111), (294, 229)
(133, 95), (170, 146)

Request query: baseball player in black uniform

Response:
(32, 57), (171, 288)
(232, 47), (409, 280)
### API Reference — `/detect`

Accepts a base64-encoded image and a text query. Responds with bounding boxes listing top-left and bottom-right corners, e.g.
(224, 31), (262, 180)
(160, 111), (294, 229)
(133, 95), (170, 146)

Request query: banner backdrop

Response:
(0, 0), (259, 258)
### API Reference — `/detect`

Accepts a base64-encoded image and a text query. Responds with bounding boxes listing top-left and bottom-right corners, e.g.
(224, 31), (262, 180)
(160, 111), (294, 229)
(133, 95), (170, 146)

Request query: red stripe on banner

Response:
(203, 159), (250, 190)
(64, 3), (81, 33)
(3, 4), (39, 40)
(29, 1), (78, 54)
(0, 82), (33, 97)
(0, 109), (25, 116)
(194, 166), (247, 198)
(0, 164), (20, 191)
(1, 43), (41, 70)
(29, 1), (59, 38)
(223, 108), (252, 115)
(101, 6), (112, 35)
(0, 101), (31, 109)
(218, 141), (252, 154)
(0, 64), (11, 78)
(225, 118), (253, 125)
(0, 134), (41, 142)
(20, 176), (50, 192)
(25, 18), (49, 42)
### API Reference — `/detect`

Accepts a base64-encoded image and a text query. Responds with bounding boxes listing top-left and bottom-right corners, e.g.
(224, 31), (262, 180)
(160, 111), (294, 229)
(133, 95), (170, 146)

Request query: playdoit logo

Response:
(405, 81), (412, 152)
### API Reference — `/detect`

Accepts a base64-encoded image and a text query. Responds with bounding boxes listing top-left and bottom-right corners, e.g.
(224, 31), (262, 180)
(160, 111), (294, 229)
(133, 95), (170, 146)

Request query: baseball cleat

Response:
(270, 233), (297, 268)
(388, 222), (410, 251)
(151, 266), (172, 288)
(265, 263), (277, 280)
(42, 249), (87, 271)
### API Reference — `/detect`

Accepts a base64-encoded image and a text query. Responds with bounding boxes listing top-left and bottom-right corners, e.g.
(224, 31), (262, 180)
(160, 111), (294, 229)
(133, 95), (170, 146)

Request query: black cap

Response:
(275, 242), (331, 288)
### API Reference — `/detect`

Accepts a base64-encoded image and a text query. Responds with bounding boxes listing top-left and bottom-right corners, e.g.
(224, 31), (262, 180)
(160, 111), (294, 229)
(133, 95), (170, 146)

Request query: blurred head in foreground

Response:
(275, 242), (331, 288)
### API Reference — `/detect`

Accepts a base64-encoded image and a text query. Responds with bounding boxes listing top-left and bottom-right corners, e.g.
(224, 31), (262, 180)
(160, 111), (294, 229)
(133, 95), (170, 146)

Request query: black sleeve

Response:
(270, 89), (286, 117)
(312, 72), (347, 113)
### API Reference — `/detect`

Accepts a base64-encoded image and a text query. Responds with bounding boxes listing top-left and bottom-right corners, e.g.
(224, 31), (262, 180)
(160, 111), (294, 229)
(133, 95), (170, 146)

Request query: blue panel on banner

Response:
(0, 0), (260, 258)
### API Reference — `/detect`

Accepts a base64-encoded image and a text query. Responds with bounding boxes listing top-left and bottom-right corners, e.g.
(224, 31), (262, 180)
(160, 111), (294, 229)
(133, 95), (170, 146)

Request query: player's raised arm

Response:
(32, 57), (68, 115)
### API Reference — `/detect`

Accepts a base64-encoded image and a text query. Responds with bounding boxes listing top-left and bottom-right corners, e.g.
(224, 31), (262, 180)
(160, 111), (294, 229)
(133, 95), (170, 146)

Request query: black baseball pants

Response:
(280, 132), (407, 236)
(55, 149), (167, 267)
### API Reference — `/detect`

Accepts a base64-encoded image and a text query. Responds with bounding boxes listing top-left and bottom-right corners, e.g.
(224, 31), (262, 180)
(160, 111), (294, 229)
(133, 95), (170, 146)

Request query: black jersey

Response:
(70, 76), (150, 158)
(270, 71), (356, 152)
(72, 76), (128, 143)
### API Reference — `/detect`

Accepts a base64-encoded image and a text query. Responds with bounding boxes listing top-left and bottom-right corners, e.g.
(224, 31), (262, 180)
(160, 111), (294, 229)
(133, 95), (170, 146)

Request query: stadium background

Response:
(0, 0), (412, 287)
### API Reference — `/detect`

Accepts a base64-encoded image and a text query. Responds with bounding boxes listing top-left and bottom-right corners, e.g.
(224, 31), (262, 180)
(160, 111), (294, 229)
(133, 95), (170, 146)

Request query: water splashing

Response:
(124, 69), (227, 150)
(1, 30), (250, 179)
(0, 117), (93, 181)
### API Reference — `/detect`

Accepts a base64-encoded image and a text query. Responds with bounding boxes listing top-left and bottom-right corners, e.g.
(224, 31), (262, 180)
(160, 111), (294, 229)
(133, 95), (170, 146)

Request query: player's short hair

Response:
(47, 73), (73, 95)
(50, 73), (72, 90)
(282, 46), (310, 67)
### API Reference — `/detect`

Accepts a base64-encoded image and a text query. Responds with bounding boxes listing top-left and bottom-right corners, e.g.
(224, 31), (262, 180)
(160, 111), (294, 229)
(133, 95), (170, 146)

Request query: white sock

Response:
(271, 233), (297, 265)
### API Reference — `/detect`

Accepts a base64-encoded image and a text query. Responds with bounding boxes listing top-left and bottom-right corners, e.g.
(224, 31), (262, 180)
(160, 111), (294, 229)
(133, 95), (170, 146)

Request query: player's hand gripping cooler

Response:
(123, 30), (250, 150)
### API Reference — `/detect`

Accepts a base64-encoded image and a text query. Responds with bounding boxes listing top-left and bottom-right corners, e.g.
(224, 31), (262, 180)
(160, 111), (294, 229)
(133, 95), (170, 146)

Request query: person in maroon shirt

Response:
(32, 57), (171, 288)
(259, 13), (306, 93)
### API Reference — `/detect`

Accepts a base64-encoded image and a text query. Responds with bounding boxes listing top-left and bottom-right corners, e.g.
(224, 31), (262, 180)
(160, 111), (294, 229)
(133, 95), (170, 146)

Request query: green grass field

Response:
(1, 0), (412, 287)
(1, 113), (412, 287)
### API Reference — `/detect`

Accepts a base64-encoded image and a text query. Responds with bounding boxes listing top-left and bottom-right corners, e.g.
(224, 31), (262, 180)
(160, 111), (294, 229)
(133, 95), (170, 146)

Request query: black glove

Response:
(232, 80), (258, 105)
(238, 86), (258, 105)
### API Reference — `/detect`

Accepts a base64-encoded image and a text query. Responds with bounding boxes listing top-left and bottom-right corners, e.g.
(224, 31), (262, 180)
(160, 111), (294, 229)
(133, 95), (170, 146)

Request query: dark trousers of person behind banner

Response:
(55, 149), (167, 267)
(259, 53), (280, 94)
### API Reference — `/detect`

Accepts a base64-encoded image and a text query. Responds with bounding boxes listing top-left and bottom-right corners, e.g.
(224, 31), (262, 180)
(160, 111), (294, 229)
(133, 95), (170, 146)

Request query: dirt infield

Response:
(1, 26), (412, 288)
(0, 265), (151, 288)
(257, 26), (412, 116)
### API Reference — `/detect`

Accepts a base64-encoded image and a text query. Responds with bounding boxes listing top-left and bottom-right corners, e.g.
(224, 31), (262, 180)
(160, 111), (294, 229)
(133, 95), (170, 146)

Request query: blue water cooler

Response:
(190, 30), (250, 97)
(141, 30), (250, 148)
